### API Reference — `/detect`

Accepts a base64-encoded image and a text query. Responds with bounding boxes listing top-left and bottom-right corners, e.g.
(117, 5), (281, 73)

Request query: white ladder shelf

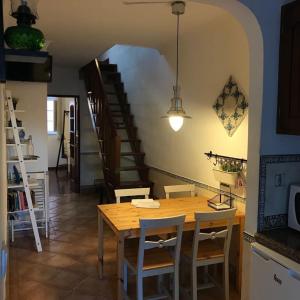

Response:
(5, 91), (43, 252)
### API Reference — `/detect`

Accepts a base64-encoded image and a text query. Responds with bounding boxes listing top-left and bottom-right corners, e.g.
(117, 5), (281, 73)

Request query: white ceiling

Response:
(3, 0), (226, 67)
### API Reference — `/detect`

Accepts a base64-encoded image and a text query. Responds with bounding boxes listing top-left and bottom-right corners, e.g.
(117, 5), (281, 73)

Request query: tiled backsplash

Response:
(258, 155), (300, 231)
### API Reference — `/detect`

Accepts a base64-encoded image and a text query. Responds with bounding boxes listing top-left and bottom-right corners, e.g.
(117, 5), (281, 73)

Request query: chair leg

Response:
(224, 260), (229, 300)
(137, 274), (143, 300)
(191, 265), (197, 300)
(173, 268), (179, 300)
(123, 262), (128, 293)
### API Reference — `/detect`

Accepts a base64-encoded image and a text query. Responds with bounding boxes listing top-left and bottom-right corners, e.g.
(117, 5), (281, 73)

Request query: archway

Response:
(192, 1), (263, 298)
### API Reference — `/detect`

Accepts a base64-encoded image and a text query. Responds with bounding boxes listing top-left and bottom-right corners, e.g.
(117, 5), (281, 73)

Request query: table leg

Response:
(98, 211), (104, 279)
(237, 216), (245, 294)
(117, 234), (125, 300)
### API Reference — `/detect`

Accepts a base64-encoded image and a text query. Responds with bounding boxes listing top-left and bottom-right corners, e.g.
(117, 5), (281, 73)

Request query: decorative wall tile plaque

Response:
(213, 76), (248, 137)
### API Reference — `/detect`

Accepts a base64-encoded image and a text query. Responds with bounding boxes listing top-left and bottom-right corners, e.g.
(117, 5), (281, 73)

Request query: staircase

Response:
(80, 59), (152, 202)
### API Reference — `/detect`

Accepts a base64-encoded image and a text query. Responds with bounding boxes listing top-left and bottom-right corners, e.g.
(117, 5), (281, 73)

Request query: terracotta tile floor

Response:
(8, 170), (240, 299)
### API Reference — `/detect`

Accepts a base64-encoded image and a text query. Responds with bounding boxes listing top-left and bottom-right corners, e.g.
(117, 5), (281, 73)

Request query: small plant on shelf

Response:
(219, 161), (242, 173)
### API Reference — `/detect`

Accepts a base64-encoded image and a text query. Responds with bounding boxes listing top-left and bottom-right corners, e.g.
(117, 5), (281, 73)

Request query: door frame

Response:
(47, 94), (80, 193)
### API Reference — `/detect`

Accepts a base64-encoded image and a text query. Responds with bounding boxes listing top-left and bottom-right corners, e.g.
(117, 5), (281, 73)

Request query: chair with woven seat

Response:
(114, 187), (150, 204)
(181, 208), (236, 300)
(123, 215), (186, 300)
(164, 184), (196, 199)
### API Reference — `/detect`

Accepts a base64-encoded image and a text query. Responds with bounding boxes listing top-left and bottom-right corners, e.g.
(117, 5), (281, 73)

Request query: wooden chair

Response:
(181, 208), (236, 300)
(123, 215), (186, 300)
(114, 187), (150, 204)
(164, 184), (196, 199)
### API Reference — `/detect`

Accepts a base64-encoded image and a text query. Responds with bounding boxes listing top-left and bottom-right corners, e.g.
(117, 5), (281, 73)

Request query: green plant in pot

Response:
(220, 161), (242, 173)
(213, 160), (242, 186)
(4, 0), (45, 51)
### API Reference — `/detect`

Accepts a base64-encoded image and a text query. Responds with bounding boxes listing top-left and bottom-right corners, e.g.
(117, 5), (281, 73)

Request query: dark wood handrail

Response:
(81, 59), (121, 187)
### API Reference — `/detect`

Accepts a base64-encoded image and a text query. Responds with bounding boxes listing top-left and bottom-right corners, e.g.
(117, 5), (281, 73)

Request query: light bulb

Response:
(169, 116), (184, 132)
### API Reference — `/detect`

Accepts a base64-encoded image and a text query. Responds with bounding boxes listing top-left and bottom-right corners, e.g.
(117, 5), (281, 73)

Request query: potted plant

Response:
(213, 161), (242, 186)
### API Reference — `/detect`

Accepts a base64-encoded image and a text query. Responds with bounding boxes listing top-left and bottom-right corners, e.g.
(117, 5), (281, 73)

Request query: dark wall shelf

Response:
(4, 49), (52, 82)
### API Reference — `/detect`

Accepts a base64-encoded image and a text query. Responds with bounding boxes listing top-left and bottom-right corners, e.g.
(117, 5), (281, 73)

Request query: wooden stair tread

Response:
(100, 64), (118, 72)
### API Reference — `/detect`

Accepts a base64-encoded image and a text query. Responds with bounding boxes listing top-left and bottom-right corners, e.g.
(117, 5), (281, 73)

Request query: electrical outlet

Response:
(275, 173), (285, 187)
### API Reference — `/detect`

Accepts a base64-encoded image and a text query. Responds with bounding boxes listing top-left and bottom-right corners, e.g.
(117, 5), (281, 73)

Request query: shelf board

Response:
(8, 181), (39, 189)
(5, 127), (25, 130)
(8, 207), (44, 214)
(7, 160), (37, 163)
(5, 109), (25, 113)
(5, 48), (49, 64)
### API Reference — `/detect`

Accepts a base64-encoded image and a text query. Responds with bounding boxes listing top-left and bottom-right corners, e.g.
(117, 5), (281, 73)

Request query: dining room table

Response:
(97, 196), (245, 300)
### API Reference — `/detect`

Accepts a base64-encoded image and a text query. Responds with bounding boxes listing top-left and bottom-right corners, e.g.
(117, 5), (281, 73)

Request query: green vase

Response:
(4, 25), (45, 51)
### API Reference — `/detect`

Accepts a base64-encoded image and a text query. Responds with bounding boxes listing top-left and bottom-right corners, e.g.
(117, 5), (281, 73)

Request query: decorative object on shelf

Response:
(27, 135), (34, 155)
(8, 118), (22, 127)
(213, 76), (248, 137)
(19, 129), (25, 140)
(12, 97), (18, 109)
(162, 1), (191, 132)
(13, 165), (21, 184)
(4, 0), (45, 51)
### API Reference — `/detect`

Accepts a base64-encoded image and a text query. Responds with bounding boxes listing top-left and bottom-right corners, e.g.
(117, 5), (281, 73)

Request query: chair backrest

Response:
(114, 187), (150, 204)
(138, 215), (186, 274)
(192, 208), (237, 260)
(164, 184), (196, 199)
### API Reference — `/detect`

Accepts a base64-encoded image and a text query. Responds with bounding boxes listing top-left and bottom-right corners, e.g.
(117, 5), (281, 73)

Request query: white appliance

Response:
(250, 243), (300, 300)
(288, 185), (300, 231)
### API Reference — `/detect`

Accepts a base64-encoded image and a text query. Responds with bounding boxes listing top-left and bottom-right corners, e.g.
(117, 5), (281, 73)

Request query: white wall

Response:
(48, 65), (102, 186)
(101, 13), (249, 193)
(6, 81), (48, 173)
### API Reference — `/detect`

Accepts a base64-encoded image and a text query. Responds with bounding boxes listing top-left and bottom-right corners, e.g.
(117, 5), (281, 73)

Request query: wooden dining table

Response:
(97, 196), (245, 300)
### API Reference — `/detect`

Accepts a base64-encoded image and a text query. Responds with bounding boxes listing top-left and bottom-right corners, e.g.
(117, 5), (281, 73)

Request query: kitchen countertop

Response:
(255, 228), (300, 264)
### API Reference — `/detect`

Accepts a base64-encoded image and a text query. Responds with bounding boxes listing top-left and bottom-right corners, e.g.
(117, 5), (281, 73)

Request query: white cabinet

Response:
(250, 243), (300, 300)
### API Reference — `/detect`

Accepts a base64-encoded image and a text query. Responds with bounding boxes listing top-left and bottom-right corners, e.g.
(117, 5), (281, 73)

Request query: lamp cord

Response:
(176, 13), (180, 94)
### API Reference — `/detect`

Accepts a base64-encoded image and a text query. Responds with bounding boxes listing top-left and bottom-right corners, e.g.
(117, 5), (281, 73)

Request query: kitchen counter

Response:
(255, 228), (300, 264)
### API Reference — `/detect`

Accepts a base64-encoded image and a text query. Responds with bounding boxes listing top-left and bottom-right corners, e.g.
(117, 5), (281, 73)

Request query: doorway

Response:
(47, 95), (80, 194)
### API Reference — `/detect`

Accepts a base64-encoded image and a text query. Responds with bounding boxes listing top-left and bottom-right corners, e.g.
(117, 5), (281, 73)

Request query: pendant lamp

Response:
(162, 1), (191, 132)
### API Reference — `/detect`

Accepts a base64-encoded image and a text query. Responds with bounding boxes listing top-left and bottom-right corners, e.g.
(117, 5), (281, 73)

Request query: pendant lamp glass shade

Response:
(162, 1), (191, 132)
(162, 85), (191, 131)
(169, 116), (184, 132)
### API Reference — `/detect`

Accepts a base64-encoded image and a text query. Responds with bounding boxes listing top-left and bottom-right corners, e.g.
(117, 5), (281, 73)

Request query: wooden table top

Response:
(98, 196), (245, 236)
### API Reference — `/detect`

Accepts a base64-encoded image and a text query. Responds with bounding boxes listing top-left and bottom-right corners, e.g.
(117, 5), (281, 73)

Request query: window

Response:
(47, 98), (57, 133)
